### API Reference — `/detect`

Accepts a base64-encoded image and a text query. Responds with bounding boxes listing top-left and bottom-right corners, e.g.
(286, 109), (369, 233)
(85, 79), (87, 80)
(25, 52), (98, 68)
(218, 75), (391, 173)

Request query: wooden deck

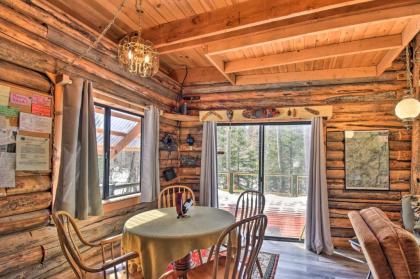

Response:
(262, 241), (369, 279)
(219, 191), (306, 239)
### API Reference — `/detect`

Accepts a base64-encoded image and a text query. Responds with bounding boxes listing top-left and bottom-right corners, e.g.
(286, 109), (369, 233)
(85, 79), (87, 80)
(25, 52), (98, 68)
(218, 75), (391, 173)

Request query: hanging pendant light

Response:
(118, 0), (159, 77)
(395, 95), (420, 122)
(395, 45), (420, 126)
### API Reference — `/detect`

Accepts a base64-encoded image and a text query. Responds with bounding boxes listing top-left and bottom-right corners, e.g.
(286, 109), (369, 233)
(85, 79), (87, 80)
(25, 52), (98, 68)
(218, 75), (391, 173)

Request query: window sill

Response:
(103, 193), (141, 213)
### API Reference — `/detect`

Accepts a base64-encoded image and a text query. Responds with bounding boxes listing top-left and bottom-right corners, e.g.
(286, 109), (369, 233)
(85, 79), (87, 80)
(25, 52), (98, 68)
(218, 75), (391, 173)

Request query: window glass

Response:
(109, 110), (141, 197)
(94, 105), (142, 199)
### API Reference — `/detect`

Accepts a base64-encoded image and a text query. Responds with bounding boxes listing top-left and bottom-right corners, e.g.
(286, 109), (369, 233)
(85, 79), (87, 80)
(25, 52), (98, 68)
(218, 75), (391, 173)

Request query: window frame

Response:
(217, 121), (311, 194)
(95, 103), (144, 200)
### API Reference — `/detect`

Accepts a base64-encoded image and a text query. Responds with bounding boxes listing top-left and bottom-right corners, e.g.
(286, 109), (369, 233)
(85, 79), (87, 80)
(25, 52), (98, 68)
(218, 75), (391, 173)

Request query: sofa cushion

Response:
(348, 211), (393, 279)
(360, 207), (420, 279)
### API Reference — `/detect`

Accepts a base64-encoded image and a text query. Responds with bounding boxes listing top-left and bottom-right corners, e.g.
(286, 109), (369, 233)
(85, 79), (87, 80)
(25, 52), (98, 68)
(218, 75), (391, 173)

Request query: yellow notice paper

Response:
(0, 85), (10, 106)
(16, 135), (49, 171)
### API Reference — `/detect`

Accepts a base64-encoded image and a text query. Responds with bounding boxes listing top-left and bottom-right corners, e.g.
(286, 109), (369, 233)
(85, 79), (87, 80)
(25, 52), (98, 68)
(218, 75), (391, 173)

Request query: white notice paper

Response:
(16, 135), (49, 171)
(0, 128), (15, 145)
(0, 115), (9, 129)
(0, 152), (15, 188)
(19, 112), (52, 134)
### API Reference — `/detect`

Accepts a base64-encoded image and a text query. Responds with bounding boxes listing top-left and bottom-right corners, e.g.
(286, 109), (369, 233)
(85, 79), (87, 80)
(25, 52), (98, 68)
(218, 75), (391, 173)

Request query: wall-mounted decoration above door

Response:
(242, 108), (280, 119)
(345, 130), (390, 190)
(199, 106), (332, 122)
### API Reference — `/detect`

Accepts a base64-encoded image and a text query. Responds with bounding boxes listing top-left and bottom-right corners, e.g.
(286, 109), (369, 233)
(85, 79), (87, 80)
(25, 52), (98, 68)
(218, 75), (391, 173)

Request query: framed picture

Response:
(345, 130), (389, 190)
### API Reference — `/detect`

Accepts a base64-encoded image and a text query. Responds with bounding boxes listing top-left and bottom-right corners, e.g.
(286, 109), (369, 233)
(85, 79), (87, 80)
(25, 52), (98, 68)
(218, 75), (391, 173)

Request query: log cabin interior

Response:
(0, 0), (420, 278)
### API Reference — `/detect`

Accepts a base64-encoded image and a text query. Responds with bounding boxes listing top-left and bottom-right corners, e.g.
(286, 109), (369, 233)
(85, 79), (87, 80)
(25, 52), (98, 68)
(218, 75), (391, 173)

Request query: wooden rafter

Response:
(376, 18), (420, 75)
(205, 54), (236, 85)
(224, 35), (402, 73)
(156, 0), (420, 54)
(205, 2), (420, 55)
(143, 0), (373, 48)
(235, 67), (377, 85)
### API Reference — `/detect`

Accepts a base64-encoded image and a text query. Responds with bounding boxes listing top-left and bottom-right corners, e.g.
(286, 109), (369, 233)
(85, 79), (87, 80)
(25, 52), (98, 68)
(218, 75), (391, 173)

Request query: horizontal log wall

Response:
(178, 120), (203, 202)
(0, 53), (174, 278)
(0, 0), (180, 111)
(181, 59), (409, 248)
(160, 115), (181, 190)
(0, 4), (183, 276)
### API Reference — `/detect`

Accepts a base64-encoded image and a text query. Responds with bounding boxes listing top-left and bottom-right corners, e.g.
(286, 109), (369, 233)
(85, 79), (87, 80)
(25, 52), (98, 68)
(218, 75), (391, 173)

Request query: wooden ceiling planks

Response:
(44, 0), (420, 86)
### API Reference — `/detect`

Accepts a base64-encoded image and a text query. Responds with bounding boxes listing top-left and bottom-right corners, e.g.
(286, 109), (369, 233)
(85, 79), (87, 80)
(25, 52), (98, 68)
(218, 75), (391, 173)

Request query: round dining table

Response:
(122, 206), (235, 279)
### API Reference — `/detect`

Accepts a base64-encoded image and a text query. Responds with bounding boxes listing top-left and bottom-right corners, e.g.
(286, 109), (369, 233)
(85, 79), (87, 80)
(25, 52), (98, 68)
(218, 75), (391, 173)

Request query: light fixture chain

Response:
(136, 0), (143, 32)
(58, 0), (129, 73)
(406, 46), (414, 95)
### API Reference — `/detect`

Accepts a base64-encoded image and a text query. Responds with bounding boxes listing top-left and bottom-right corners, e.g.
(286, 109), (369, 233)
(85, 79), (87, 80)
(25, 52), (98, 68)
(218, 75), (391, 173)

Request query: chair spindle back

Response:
(235, 190), (265, 221)
(158, 185), (195, 208)
(211, 214), (268, 279)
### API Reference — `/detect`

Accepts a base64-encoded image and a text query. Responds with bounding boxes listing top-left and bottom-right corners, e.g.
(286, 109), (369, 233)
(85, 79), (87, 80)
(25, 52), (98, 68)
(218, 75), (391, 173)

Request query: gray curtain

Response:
(200, 121), (218, 207)
(140, 106), (160, 203)
(54, 77), (103, 220)
(305, 117), (334, 255)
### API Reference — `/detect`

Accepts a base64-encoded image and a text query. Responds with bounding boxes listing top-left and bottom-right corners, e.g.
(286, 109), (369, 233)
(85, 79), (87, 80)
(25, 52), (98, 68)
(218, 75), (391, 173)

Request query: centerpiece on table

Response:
(176, 192), (193, 219)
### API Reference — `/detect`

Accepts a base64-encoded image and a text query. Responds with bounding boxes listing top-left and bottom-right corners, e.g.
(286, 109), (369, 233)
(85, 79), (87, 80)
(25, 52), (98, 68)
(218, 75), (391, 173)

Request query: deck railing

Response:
(218, 172), (308, 197)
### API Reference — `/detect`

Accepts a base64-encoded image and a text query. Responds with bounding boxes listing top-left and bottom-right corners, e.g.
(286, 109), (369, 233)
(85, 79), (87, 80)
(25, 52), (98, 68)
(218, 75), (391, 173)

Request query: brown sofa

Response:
(348, 207), (420, 279)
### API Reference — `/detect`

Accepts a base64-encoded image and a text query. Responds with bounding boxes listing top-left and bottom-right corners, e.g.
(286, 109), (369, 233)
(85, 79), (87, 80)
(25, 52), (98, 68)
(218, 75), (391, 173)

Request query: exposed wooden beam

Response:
(157, 0), (420, 54)
(235, 67), (377, 85)
(225, 34), (402, 73)
(170, 67), (227, 84)
(206, 3), (420, 55)
(111, 123), (141, 159)
(96, 128), (127, 138)
(376, 18), (420, 75)
(144, 0), (373, 48)
(205, 54), (236, 85)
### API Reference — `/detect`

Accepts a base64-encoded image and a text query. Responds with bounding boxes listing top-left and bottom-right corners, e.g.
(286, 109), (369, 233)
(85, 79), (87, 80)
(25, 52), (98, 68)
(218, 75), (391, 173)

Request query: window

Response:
(95, 104), (143, 199)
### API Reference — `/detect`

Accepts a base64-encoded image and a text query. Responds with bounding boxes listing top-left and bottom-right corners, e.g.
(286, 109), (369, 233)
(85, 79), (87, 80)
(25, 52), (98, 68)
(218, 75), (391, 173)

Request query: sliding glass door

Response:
(217, 125), (260, 213)
(217, 123), (311, 239)
(262, 124), (311, 239)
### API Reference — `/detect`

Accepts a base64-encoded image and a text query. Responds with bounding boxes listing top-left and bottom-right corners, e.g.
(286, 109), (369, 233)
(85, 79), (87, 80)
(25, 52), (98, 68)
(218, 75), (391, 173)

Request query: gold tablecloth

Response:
(122, 206), (235, 279)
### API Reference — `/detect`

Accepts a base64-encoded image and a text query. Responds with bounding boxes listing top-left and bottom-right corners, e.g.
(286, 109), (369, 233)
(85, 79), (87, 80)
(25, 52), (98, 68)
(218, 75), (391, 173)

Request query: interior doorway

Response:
(217, 123), (311, 240)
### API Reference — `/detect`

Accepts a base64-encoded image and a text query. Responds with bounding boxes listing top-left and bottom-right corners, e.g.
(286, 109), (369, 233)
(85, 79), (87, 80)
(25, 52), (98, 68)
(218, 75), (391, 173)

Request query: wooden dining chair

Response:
(235, 190), (266, 221)
(52, 211), (139, 279)
(158, 185), (195, 208)
(161, 214), (268, 279)
(234, 190), (266, 277)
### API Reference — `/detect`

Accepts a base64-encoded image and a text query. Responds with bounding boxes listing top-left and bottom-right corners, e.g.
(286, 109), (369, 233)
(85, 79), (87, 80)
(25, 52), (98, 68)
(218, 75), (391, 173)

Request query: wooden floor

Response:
(262, 241), (369, 279)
